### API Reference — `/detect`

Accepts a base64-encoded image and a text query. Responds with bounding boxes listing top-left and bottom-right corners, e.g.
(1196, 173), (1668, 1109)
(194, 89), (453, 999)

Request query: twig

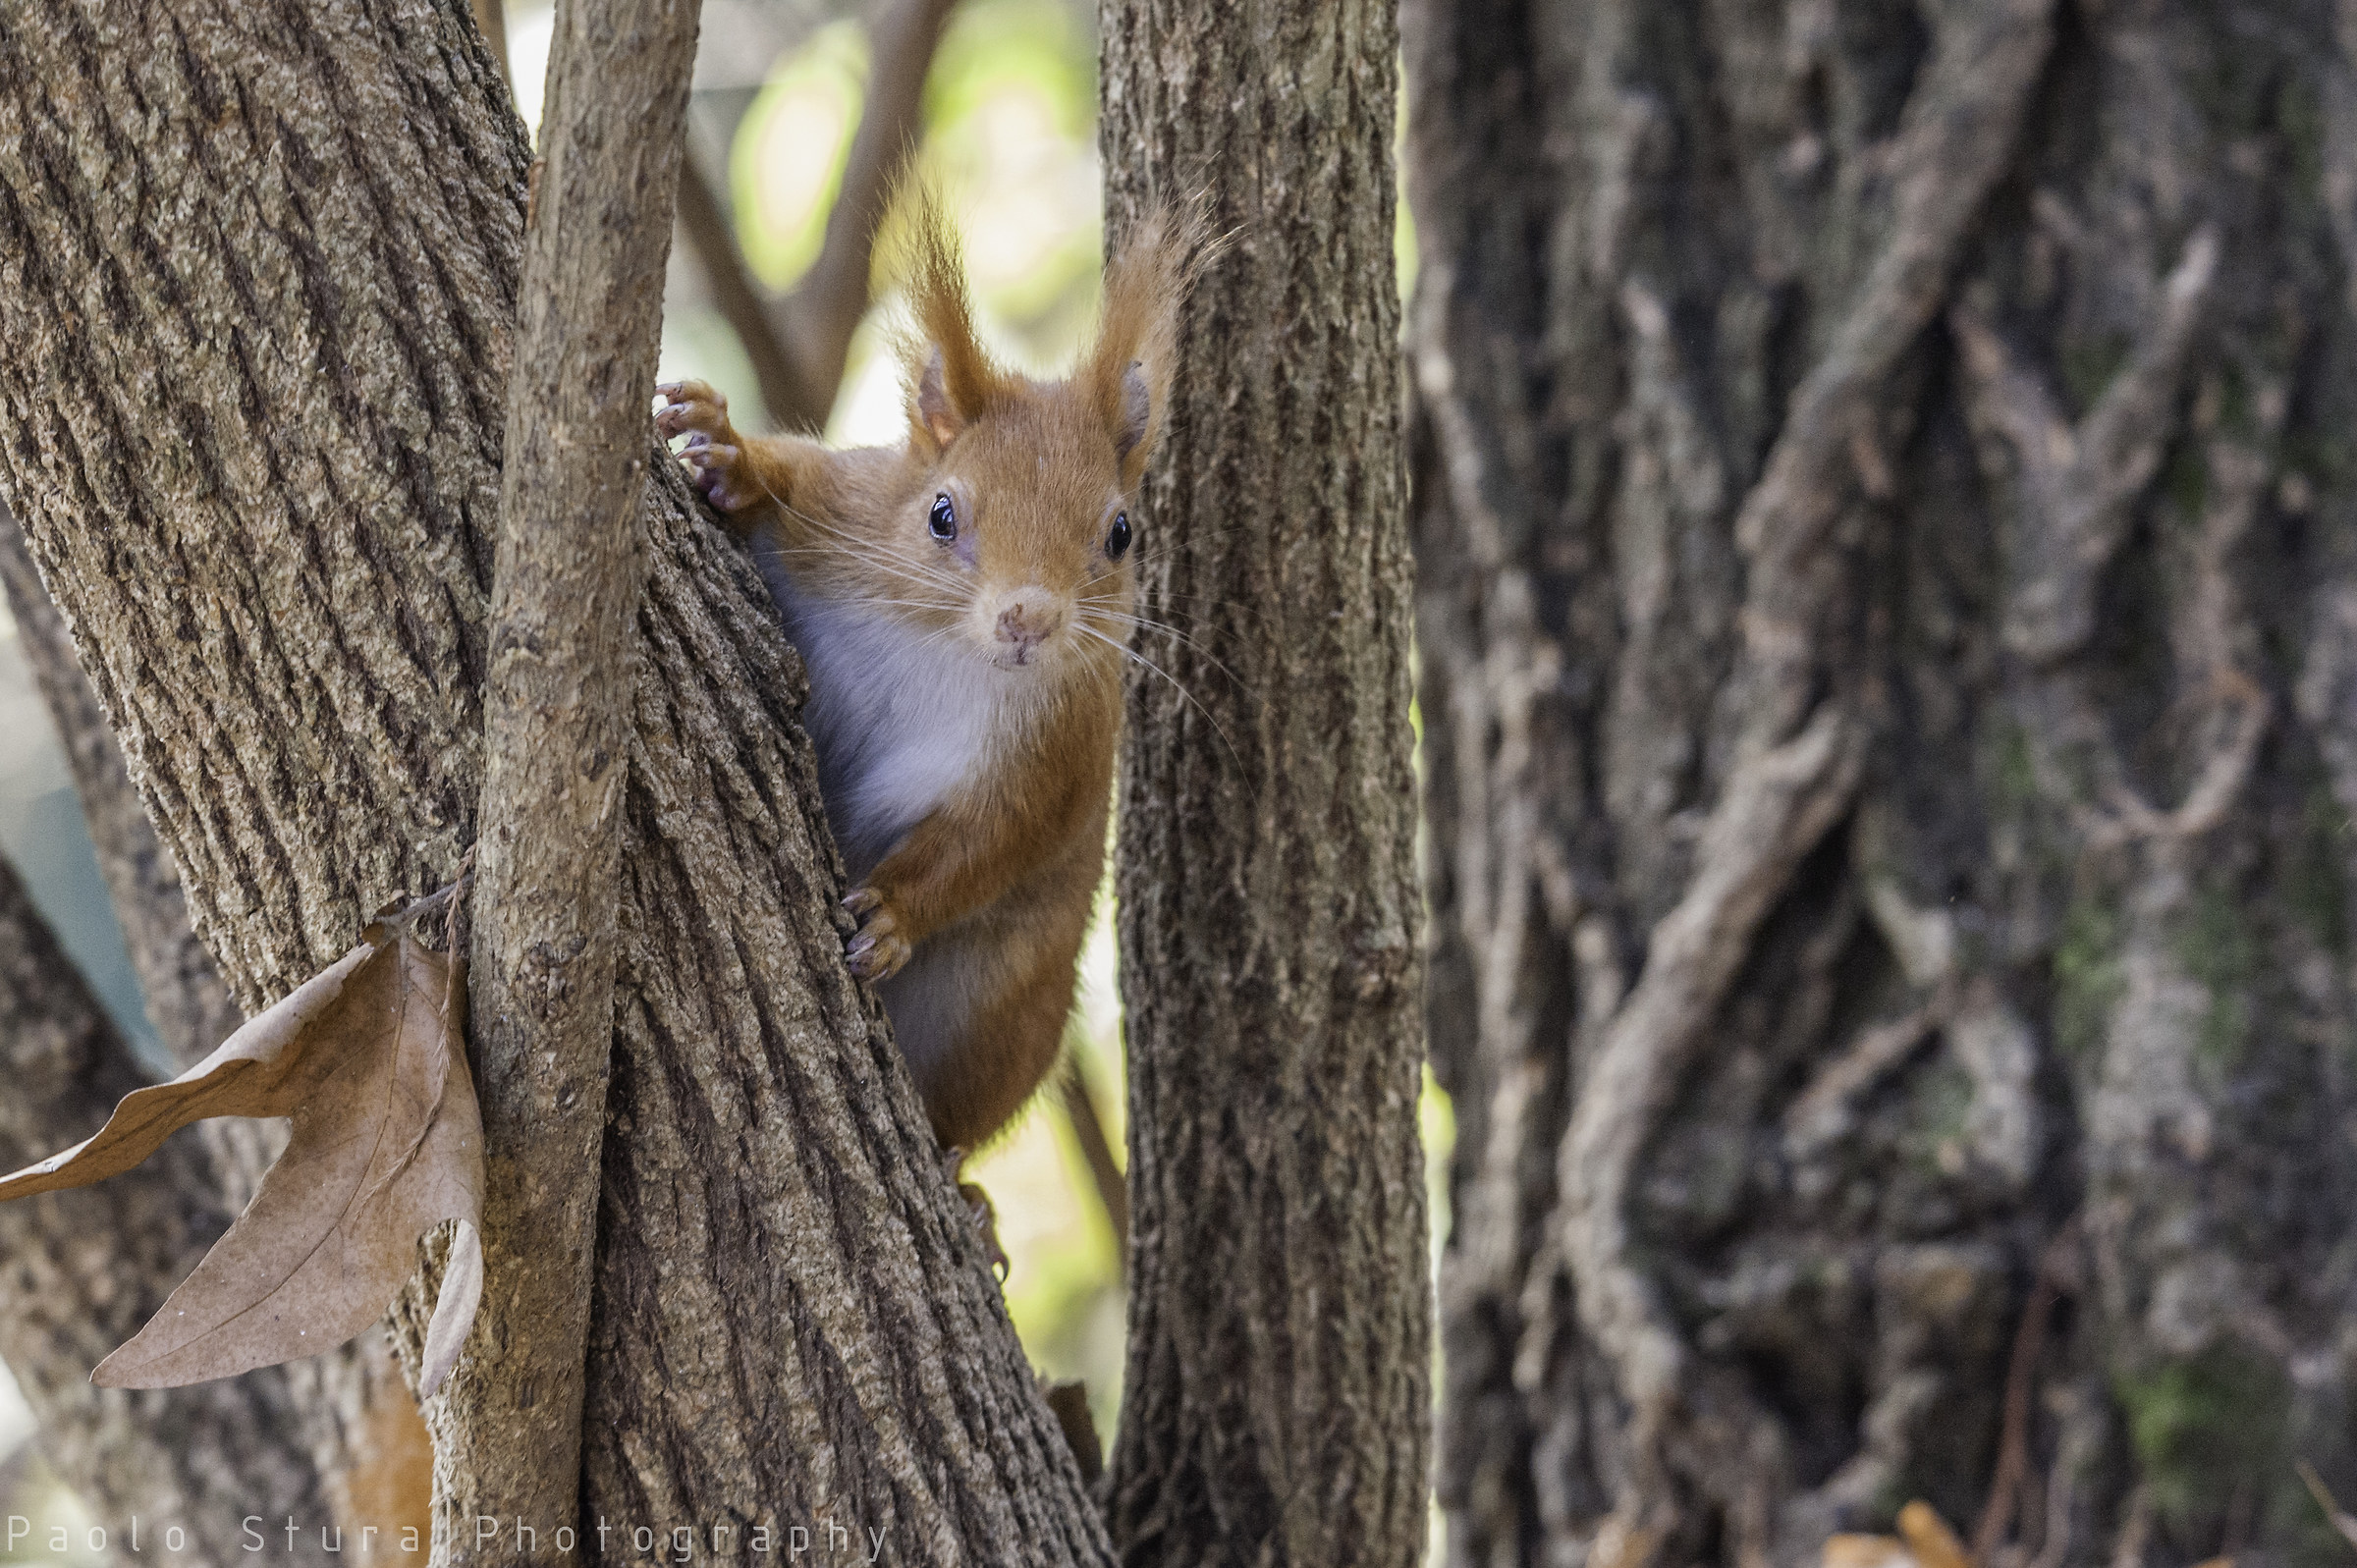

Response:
(384, 877), (466, 932)
(773, 0), (959, 421)
(1973, 1221), (2080, 1563)
(1058, 1053), (1129, 1271)
(422, 0), (697, 1551)
(2110, 1486), (2150, 1568)
(2297, 1461), (2357, 1553)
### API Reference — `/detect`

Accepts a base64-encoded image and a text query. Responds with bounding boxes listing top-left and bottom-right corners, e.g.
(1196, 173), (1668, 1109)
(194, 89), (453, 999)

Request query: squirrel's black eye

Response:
(1106, 512), (1132, 562)
(928, 492), (958, 541)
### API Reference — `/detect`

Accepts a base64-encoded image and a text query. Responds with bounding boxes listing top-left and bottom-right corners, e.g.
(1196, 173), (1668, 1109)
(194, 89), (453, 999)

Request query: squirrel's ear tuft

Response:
(888, 188), (1009, 457)
(1084, 196), (1216, 488)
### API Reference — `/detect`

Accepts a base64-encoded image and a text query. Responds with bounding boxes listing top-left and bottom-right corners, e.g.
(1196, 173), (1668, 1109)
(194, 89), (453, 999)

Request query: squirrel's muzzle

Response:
(991, 592), (1065, 666)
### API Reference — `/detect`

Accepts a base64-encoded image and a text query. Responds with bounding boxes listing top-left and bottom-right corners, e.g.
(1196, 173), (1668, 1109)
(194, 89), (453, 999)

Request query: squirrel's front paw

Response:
(655, 380), (761, 514)
(843, 887), (912, 981)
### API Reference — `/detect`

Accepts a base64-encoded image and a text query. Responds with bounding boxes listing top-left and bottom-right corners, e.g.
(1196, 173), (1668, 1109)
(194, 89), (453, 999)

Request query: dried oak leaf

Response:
(0, 920), (484, 1395)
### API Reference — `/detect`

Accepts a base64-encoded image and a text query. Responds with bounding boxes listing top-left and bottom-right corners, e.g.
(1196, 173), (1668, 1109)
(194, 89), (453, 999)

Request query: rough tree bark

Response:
(0, 1), (1109, 1560)
(1406, 1), (2357, 1565)
(0, 513), (245, 1069)
(0, 853), (331, 1566)
(1100, 2), (1433, 1564)
(2, 508), (424, 1568)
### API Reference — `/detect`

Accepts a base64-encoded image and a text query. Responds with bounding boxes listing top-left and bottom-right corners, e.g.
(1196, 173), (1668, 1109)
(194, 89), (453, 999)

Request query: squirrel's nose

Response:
(993, 595), (1064, 662)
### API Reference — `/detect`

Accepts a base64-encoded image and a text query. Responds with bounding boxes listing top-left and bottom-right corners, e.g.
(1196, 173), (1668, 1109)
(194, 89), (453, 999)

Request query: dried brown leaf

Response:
(1897, 1501), (1972, 1568)
(0, 920), (484, 1392)
(0, 938), (381, 1197)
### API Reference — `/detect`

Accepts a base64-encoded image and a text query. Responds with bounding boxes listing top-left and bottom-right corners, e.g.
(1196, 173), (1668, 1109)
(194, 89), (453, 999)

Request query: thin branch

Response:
(776, 0), (959, 416)
(1058, 1053), (1129, 1271)
(423, 0), (697, 1545)
(1973, 1222), (2080, 1563)
(2298, 1461), (2357, 1553)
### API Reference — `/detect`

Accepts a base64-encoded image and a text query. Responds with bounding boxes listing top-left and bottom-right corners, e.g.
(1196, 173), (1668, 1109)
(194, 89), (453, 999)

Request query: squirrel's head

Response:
(873, 194), (1203, 679)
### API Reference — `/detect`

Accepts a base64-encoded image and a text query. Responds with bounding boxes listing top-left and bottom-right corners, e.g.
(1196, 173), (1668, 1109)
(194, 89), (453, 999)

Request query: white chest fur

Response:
(764, 569), (1022, 879)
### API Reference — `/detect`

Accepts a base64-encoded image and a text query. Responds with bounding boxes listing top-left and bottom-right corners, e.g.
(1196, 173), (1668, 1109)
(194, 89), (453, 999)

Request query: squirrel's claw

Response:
(941, 1148), (1011, 1281)
(844, 889), (911, 980)
(658, 380), (759, 513)
(961, 1181), (1011, 1281)
(680, 443), (741, 498)
(655, 378), (731, 441)
(847, 928), (912, 981)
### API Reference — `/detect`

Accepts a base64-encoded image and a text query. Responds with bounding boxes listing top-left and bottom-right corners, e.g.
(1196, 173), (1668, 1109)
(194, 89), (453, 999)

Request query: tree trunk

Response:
(1406, 1), (2357, 1565)
(1099, 3), (1433, 1564)
(3, 506), (421, 1568)
(0, 853), (330, 1565)
(0, 1), (1108, 1559)
(0, 510), (245, 1072)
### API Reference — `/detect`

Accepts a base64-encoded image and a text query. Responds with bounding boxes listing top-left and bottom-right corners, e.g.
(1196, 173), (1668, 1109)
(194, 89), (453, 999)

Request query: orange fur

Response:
(656, 194), (1203, 1154)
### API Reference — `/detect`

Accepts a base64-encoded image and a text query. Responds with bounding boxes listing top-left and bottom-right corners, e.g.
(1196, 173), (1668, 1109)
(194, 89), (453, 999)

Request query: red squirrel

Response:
(657, 200), (1198, 1158)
